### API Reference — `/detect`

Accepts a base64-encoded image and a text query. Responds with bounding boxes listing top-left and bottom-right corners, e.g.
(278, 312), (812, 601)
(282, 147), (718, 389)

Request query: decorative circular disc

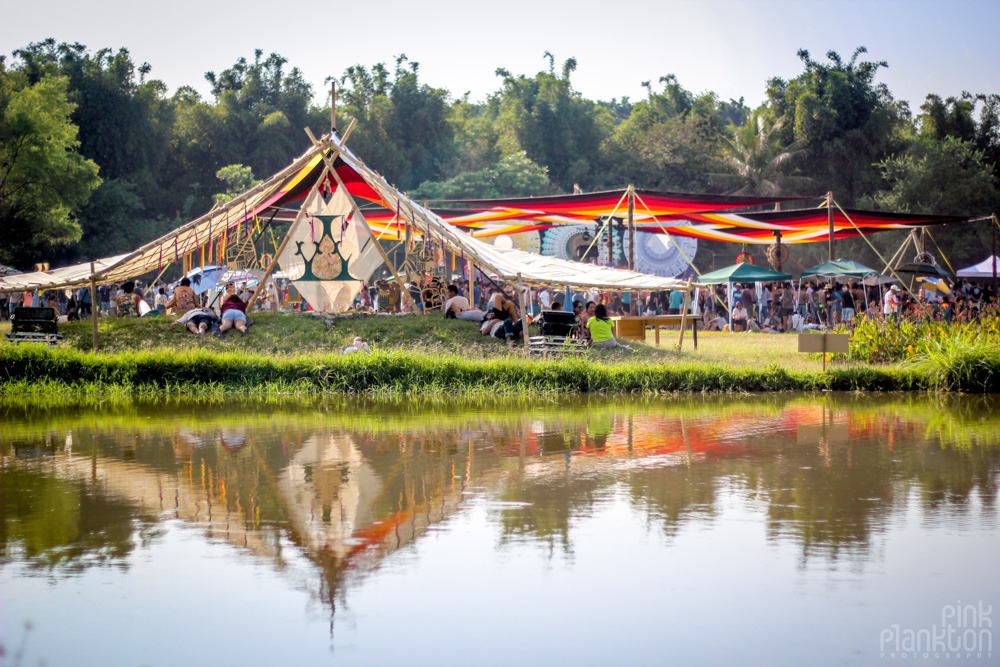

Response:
(541, 225), (601, 262)
(633, 222), (698, 277)
(767, 244), (789, 264)
(491, 228), (541, 254)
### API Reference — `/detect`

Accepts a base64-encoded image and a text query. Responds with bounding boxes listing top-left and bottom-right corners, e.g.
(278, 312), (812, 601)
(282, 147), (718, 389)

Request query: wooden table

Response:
(611, 314), (699, 349)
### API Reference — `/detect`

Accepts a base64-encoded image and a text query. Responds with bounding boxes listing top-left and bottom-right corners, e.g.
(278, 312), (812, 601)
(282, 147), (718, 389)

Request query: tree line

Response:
(1, 41), (998, 272)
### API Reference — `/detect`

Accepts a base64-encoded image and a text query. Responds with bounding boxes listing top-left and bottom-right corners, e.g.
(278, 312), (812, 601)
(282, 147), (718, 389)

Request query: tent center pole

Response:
(993, 213), (998, 298)
(516, 273), (530, 357)
(628, 185), (637, 315)
(827, 191), (835, 262)
(90, 262), (98, 352)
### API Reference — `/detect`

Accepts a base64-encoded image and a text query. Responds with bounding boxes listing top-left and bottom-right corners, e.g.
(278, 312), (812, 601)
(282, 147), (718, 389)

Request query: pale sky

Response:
(3, 0), (998, 112)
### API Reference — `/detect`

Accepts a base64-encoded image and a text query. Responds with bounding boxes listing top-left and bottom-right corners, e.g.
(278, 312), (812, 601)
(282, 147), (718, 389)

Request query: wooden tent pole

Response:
(677, 278), (693, 351)
(993, 213), (998, 298)
(882, 234), (911, 274)
(628, 185), (637, 315)
(469, 259), (477, 308)
(331, 81), (336, 133)
(90, 262), (98, 352)
(247, 234), (294, 311)
(304, 127), (418, 312)
(827, 191), (835, 261)
(516, 273), (530, 357)
(247, 162), (333, 311)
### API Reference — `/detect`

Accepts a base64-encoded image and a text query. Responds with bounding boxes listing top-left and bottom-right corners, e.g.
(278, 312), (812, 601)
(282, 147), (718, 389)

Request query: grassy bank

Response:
(0, 339), (928, 395)
(0, 314), (995, 394)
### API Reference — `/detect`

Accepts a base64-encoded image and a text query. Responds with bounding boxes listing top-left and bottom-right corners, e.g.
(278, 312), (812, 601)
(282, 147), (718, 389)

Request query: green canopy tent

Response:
(800, 259), (877, 280)
(697, 263), (793, 328)
(799, 260), (878, 314)
(696, 263), (793, 284)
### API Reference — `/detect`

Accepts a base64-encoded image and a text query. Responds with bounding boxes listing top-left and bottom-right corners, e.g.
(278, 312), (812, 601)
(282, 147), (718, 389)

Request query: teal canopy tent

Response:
(800, 259), (877, 280)
(697, 263), (792, 285)
(696, 263), (793, 329)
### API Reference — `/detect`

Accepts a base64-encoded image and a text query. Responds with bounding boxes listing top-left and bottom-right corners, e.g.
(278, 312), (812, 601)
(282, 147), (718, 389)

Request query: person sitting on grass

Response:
(217, 282), (250, 337)
(342, 336), (370, 355)
(488, 292), (519, 322)
(444, 284), (484, 321)
(171, 308), (219, 336)
(587, 304), (630, 349)
(167, 277), (198, 315)
(747, 318), (778, 333)
(154, 287), (169, 314)
(576, 301), (596, 340)
(116, 281), (142, 318)
(732, 299), (748, 332)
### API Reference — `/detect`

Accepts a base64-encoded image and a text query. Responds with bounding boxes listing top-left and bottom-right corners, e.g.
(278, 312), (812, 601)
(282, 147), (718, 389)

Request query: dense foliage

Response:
(1, 42), (998, 272)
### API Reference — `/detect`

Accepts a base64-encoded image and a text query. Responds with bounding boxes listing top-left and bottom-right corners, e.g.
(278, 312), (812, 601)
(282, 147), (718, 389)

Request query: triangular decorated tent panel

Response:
(276, 186), (382, 313)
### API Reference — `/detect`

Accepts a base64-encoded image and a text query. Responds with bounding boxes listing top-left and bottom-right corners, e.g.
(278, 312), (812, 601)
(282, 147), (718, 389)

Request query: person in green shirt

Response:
(668, 289), (685, 314)
(586, 304), (630, 349)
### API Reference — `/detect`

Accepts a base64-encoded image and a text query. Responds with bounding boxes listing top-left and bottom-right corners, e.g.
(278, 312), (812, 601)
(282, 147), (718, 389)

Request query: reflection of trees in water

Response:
(2, 395), (999, 606)
(0, 465), (160, 573)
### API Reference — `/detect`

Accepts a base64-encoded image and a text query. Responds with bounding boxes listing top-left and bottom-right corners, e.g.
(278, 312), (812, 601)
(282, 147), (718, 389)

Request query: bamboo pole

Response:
(607, 213), (614, 265)
(827, 191), (835, 261)
(304, 127), (418, 312)
(246, 231), (297, 311)
(90, 263), (98, 352)
(247, 160), (332, 311)
(993, 213), (998, 299)
(882, 234), (912, 274)
(677, 278), (693, 351)
(628, 185), (637, 315)
(469, 259), (477, 309)
(96, 138), (331, 285)
(516, 273), (530, 357)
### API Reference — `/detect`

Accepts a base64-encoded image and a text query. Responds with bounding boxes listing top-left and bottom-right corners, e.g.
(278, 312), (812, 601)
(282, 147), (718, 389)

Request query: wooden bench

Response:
(5, 306), (63, 345)
(612, 314), (699, 349)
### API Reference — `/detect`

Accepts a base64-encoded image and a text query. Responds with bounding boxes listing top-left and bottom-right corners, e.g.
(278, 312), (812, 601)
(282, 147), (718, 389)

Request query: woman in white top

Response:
(154, 288), (169, 312)
(732, 301), (749, 332)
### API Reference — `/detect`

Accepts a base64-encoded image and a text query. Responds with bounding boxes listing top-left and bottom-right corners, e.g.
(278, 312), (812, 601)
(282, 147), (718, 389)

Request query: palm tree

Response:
(714, 110), (811, 196)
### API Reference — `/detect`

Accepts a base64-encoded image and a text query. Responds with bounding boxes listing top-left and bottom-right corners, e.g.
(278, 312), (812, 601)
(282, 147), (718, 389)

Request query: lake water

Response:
(1, 394), (997, 666)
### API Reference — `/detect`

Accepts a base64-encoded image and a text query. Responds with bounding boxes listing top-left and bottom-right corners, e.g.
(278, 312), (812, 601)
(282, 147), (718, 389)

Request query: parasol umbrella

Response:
(894, 262), (955, 280)
(894, 262), (954, 293)
(916, 276), (951, 296)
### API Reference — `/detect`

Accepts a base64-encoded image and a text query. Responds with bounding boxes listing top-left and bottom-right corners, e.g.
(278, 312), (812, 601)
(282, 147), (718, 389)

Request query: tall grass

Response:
(845, 315), (1000, 392)
(849, 314), (1000, 364)
(903, 329), (1000, 392)
(0, 343), (926, 395)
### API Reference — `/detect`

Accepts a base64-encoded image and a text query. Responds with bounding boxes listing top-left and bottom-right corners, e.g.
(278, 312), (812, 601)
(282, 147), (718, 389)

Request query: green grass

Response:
(0, 312), (995, 394)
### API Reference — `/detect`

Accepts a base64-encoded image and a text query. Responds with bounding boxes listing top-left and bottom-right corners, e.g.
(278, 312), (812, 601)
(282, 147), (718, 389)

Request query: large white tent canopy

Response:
(0, 132), (696, 296)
